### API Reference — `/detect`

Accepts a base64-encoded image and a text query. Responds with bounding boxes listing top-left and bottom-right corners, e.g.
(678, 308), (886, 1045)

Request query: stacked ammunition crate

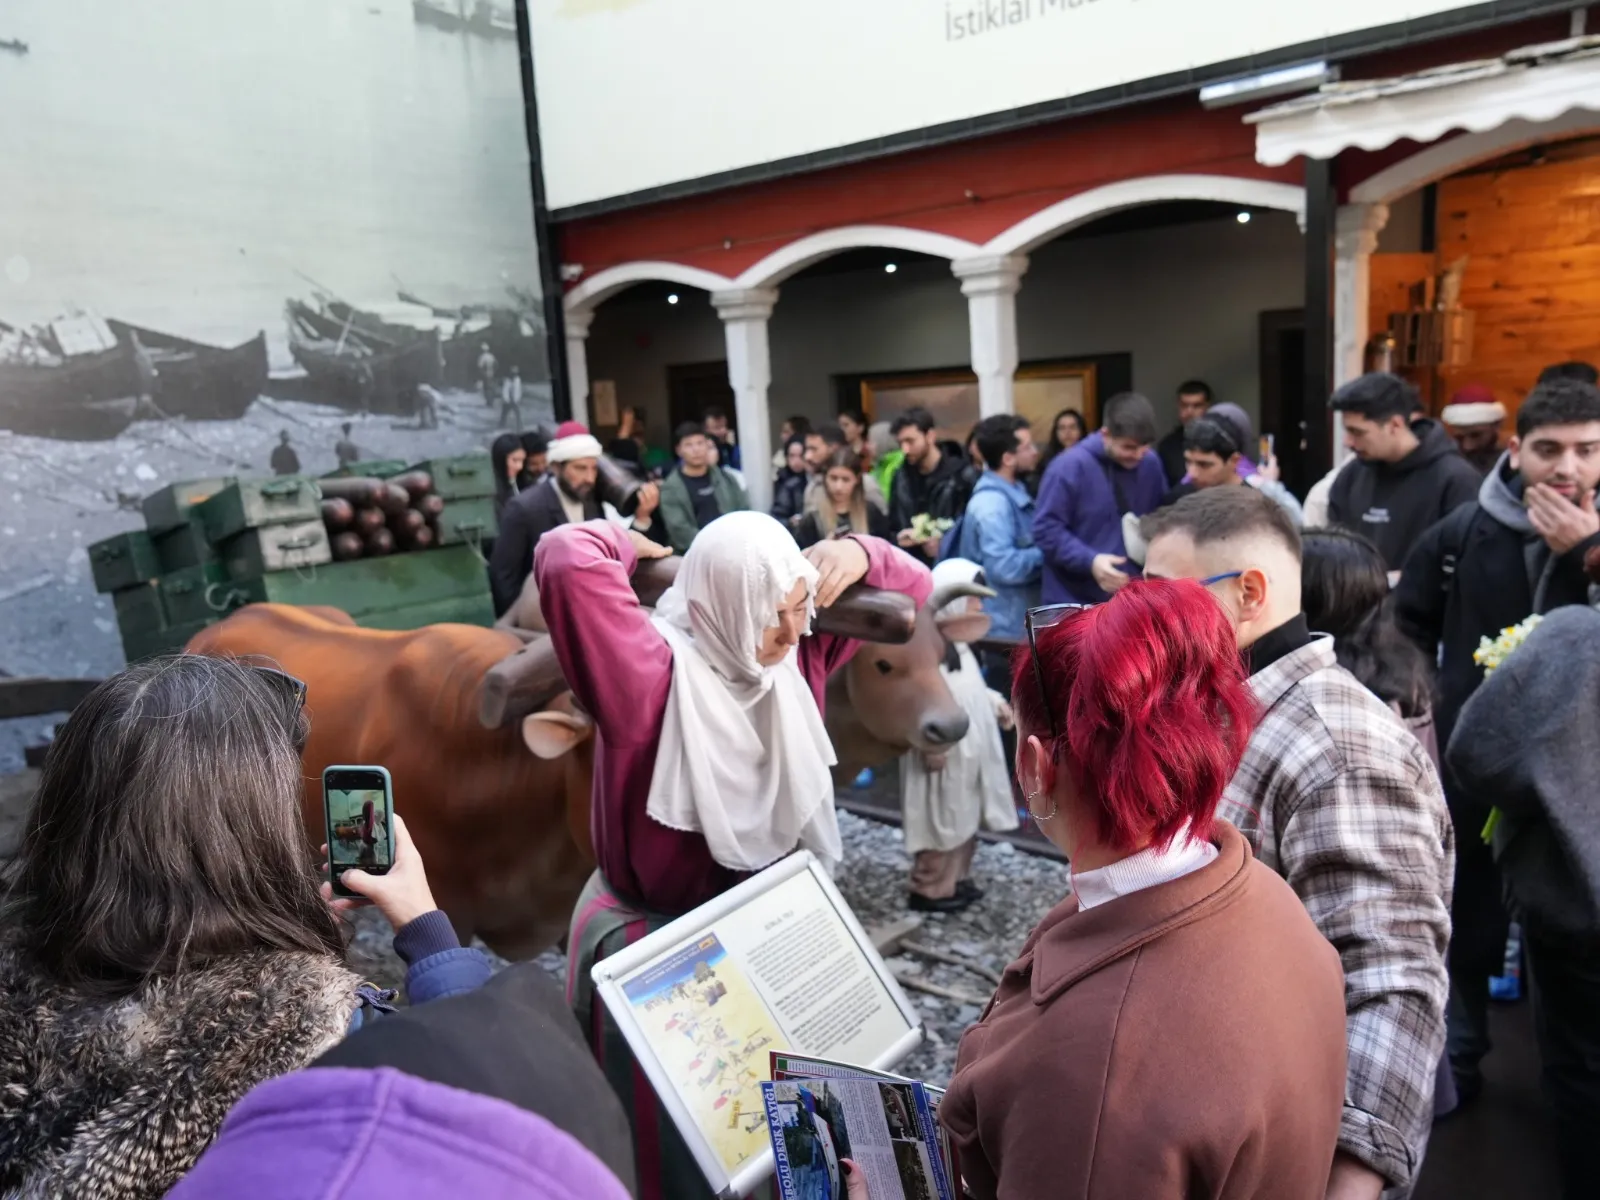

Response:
(89, 455), (499, 664)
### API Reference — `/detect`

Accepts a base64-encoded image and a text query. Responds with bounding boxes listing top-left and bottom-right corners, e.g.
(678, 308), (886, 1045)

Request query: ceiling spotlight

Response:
(1236, 211), (1251, 224)
(667, 293), (680, 304)
(884, 263), (898, 274)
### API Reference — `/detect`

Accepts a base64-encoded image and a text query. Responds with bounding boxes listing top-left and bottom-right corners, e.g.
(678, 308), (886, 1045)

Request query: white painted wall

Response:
(584, 211), (1304, 446)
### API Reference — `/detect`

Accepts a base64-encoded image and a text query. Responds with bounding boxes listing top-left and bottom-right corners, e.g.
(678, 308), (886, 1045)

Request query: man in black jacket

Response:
(1155, 379), (1213, 488)
(1395, 376), (1600, 1107)
(1328, 373), (1482, 569)
(489, 422), (658, 615)
(889, 406), (966, 563)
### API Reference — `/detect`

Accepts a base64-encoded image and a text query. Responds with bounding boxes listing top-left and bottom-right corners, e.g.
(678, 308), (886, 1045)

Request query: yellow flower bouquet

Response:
(1472, 614), (1543, 843)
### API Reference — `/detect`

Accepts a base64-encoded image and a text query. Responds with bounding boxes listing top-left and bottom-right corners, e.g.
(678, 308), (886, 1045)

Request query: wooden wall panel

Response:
(1434, 150), (1600, 415)
(1369, 253), (1434, 347)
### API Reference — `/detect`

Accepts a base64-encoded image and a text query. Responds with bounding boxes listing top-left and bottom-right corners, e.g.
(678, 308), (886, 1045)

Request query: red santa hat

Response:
(547, 420), (604, 463)
(1441, 384), (1506, 429)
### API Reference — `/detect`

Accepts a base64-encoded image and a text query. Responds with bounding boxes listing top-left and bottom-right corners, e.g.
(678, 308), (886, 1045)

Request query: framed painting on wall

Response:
(856, 360), (1099, 446)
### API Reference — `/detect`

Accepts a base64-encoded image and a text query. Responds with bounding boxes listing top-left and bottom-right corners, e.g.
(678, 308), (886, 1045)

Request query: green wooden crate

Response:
(356, 594), (496, 630)
(220, 545), (490, 619)
(152, 521), (217, 573)
(434, 498), (497, 549)
(112, 582), (166, 637)
(199, 476), (321, 543)
(219, 519), (332, 580)
(89, 531), (160, 593)
(158, 563), (232, 626)
(122, 618), (215, 664)
(142, 477), (234, 533)
(323, 459), (406, 479)
(410, 454), (495, 500)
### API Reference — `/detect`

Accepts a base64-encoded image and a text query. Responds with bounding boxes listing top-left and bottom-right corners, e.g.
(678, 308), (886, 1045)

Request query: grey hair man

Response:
(1142, 486), (1454, 1200)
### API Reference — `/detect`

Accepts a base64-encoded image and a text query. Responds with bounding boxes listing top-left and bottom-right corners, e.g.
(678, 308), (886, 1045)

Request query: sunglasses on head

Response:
(250, 665), (308, 746)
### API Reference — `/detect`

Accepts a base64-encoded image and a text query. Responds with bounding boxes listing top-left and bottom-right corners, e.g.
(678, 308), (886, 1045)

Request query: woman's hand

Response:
(841, 1160), (871, 1200)
(628, 528), (672, 560)
(805, 537), (870, 607)
(321, 813), (438, 931)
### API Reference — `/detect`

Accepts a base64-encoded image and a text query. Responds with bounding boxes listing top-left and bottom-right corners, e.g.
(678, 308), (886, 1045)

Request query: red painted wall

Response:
(557, 13), (1574, 284)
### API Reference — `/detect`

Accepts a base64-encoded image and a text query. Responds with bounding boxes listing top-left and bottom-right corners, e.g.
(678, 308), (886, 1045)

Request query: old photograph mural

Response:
(0, 0), (553, 767)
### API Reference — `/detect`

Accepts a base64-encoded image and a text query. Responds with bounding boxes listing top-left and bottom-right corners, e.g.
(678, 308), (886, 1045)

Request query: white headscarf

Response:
(646, 511), (843, 873)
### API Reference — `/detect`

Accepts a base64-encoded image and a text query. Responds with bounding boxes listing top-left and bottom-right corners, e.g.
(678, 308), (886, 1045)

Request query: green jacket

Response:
(659, 466), (749, 554)
(872, 449), (905, 502)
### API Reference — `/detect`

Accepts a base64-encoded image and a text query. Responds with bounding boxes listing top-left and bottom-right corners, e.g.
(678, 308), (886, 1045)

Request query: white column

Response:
(564, 308), (593, 428)
(1332, 203), (1389, 466)
(712, 287), (779, 513)
(953, 254), (1029, 418)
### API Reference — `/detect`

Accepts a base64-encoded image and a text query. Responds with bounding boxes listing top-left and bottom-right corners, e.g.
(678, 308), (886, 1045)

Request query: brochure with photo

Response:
(761, 1075), (954, 1200)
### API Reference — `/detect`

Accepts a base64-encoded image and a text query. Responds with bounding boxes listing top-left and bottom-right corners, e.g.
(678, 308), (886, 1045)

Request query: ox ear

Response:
(936, 610), (991, 646)
(522, 710), (595, 760)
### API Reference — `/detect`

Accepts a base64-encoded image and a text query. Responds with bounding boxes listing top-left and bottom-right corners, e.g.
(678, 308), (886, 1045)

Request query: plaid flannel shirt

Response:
(1221, 638), (1454, 1192)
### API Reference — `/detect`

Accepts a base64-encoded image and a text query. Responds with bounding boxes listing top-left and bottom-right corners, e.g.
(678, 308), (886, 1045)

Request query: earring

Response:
(1026, 789), (1057, 821)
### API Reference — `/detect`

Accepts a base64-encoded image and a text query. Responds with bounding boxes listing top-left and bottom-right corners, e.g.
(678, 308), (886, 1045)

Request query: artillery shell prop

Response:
(364, 527), (395, 557)
(320, 498), (356, 531)
(391, 470), (434, 501)
(404, 524), (436, 551)
(353, 506), (387, 535)
(414, 493), (445, 520)
(331, 531), (365, 561)
(318, 476), (391, 507)
(388, 508), (426, 537)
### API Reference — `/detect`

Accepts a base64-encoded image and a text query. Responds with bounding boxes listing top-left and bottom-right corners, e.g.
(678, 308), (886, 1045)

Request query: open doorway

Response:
(1258, 308), (1308, 496)
(666, 360), (735, 436)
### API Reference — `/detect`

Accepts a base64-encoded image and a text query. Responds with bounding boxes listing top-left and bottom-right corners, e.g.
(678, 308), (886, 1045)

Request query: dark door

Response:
(1259, 309), (1309, 497)
(666, 361), (735, 437)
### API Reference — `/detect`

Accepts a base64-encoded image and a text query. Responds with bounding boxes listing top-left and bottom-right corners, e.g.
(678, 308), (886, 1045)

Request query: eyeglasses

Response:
(251, 665), (308, 748)
(1199, 571), (1242, 587)
(1024, 603), (1091, 743)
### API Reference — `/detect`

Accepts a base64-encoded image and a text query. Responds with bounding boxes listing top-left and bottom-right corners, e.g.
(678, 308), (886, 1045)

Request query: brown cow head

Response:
(827, 578), (995, 780)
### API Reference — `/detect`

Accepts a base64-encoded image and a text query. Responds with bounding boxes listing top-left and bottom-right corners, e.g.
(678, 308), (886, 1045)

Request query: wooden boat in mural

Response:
(105, 320), (269, 422)
(0, 314), (142, 441)
(286, 302), (442, 416)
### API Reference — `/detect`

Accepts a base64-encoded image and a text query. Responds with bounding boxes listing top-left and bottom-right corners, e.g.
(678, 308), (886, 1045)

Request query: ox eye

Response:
(874, 659), (892, 676)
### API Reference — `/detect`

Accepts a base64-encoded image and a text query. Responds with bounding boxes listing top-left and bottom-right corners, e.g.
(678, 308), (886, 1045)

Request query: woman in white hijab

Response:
(535, 510), (932, 1200)
(901, 558), (1021, 913)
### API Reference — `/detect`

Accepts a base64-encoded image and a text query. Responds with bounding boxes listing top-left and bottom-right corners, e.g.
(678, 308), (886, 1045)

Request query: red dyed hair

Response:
(1011, 579), (1258, 853)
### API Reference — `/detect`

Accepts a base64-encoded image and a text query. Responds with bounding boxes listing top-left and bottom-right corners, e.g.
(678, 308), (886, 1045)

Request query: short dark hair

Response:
(1537, 360), (1599, 386)
(890, 407), (936, 436)
(784, 414), (812, 437)
(1102, 392), (1158, 444)
(1329, 372), (1419, 423)
(1141, 485), (1302, 561)
(520, 432), (548, 456)
(972, 414), (1030, 470)
(1516, 378), (1600, 438)
(811, 421), (845, 447)
(1182, 414), (1244, 460)
(673, 421), (706, 446)
(839, 407), (866, 427)
(701, 405), (729, 423)
(1176, 380), (1213, 403)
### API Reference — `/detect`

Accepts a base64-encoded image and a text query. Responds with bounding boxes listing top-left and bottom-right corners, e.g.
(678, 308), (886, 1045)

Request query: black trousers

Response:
(1445, 808), (1510, 1082)
(1526, 933), (1600, 1200)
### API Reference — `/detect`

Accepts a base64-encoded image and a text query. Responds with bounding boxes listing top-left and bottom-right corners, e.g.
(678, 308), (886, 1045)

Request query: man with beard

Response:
(489, 421), (659, 614)
(1440, 386), (1507, 476)
(1395, 376), (1600, 1112)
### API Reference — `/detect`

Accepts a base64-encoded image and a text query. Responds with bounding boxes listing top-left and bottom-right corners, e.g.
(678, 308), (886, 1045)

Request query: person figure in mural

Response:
(354, 360), (375, 416)
(414, 383), (441, 431)
(659, 422), (749, 555)
(477, 343), (498, 407)
(335, 423), (360, 470)
(270, 431), (300, 476)
(534, 510), (931, 1200)
(131, 330), (157, 409)
(1155, 379), (1213, 488)
(500, 366), (524, 430)
(1440, 386), (1508, 476)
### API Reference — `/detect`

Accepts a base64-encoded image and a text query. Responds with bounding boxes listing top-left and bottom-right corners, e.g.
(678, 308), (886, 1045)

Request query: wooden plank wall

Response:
(1369, 140), (1600, 422)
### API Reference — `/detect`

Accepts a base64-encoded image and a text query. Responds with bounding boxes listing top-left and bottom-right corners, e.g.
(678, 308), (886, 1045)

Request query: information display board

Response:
(593, 852), (923, 1198)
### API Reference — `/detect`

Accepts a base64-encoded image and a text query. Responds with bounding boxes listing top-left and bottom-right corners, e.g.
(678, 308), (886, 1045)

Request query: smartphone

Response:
(1259, 433), (1275, 463)
(322, 765), (395, 898)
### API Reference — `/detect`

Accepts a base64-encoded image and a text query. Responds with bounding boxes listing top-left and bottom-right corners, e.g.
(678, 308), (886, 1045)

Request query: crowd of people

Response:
(5, 362), (1599, 1200)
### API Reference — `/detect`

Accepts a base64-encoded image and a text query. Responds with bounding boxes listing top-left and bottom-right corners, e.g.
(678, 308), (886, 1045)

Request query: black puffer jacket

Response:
(1328, 419), (1482, 567)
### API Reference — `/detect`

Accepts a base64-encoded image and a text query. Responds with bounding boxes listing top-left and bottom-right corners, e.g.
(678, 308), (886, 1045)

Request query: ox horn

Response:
(928, 580), (997, 615)
(478, 633), (570, 729)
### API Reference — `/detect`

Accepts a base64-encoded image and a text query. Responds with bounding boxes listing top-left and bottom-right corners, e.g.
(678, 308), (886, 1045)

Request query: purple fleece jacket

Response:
(169, 1067), (631, 1200)
(1031, 432), (1168, 604)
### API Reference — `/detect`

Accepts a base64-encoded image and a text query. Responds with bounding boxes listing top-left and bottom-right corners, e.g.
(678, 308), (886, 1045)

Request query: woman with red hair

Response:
(938, 580), (1349, 1199)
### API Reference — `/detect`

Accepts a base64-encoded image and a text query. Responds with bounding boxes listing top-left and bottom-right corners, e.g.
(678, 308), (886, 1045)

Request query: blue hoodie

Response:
(954, 471), (1041, 640)
(1031, 431), (1167, 604)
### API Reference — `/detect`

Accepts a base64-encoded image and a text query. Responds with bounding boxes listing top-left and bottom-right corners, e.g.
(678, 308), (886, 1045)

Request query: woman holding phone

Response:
(0, 654), (491, 1200)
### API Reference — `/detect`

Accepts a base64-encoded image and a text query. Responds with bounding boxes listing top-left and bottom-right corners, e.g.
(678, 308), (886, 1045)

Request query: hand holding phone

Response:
(324, 765), (395, 895)
(320, 812), (438, 932)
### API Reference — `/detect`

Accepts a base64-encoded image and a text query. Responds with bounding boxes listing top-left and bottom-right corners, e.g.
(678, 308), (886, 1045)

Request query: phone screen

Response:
(324, 766), (394, 890)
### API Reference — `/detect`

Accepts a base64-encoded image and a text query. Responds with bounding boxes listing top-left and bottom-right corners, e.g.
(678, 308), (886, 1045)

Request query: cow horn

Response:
(478, 634), (571, 729)
(928, 580), (997, 615)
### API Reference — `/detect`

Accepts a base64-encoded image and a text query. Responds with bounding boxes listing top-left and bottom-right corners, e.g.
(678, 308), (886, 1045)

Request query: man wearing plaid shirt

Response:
(1144, 487), (1454, 1200)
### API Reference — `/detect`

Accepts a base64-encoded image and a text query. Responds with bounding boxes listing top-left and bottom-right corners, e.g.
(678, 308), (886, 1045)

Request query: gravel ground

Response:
(343, 807), (1069, 1089)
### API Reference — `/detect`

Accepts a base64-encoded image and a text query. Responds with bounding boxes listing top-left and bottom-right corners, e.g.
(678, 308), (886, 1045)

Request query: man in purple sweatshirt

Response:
(1031, 391), (1168, 603)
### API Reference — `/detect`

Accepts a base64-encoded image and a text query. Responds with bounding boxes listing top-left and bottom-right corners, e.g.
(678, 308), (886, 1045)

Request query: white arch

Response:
(564, 260), (735, 317)
(734, 224), (982, 290)
(1350, 108), (1600, 205)
(982, 173), (1306, 257)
